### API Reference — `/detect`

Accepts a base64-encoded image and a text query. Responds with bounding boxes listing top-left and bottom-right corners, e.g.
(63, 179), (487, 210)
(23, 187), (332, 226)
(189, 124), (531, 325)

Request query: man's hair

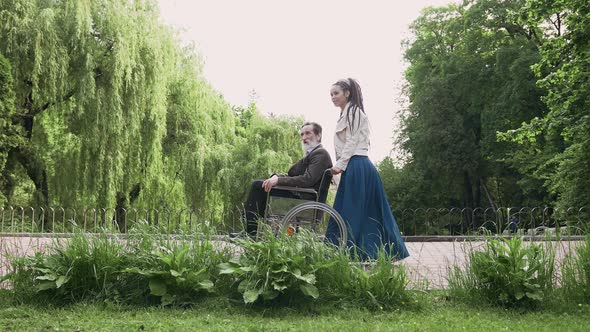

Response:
(301, 122), (322, 142)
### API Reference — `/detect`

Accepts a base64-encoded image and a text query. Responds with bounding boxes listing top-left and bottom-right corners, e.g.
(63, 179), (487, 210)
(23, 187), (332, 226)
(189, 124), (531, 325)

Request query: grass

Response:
(1, 293), (590, 331)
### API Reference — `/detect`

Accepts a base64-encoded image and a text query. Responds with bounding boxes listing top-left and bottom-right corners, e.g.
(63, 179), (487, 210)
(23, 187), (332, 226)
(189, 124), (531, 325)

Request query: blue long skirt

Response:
(326, 156), (409, 261)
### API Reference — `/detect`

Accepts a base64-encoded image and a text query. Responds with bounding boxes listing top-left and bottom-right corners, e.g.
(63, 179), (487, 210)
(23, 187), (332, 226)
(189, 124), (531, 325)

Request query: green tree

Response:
(396, 0), (549, 213)
(500, 0), (590, 209)
(0, 52), (25, 206)
(0, 0), (302, 228)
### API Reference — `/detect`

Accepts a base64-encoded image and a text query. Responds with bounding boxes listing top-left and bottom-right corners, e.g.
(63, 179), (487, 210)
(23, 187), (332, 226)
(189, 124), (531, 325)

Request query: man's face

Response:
(300, 125), (320, 151)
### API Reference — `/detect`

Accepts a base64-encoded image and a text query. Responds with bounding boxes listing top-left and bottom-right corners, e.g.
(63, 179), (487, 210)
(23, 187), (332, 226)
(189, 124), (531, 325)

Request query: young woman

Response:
(325, 78), (409, 261)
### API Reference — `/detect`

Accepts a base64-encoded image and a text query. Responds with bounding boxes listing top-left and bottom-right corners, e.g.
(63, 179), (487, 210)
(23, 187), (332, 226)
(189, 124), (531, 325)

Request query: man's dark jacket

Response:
(275, 144), (333, 191)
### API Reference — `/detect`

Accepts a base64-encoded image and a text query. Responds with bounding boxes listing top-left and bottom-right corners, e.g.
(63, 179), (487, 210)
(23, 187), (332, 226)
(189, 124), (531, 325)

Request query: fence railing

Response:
(396, 206), (589, 236)
(1, 206), (588, 236)
(0, 206), (245, 235)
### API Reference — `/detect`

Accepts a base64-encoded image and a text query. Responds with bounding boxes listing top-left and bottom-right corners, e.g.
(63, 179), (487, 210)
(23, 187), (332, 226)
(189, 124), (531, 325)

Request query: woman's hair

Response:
(333, 78), (365, 132)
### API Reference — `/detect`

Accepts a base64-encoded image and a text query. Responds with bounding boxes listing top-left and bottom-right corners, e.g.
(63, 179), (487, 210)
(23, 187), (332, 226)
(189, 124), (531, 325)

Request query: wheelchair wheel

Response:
(280, 201), (347, 247)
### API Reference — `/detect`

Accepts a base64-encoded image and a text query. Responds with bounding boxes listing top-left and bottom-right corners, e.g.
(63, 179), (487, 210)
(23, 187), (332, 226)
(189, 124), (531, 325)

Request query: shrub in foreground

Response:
(2, 226), (412, 309)
(449, 235), (555, 307)
(218, 228), (337, 304)
(1, 226), (233, 306)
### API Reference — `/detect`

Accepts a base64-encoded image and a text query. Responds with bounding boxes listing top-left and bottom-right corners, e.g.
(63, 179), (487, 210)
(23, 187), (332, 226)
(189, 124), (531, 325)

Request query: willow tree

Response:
(0, 52), (24, 206)
(0, 0), (303, 225)
(0, 0), (232, 211)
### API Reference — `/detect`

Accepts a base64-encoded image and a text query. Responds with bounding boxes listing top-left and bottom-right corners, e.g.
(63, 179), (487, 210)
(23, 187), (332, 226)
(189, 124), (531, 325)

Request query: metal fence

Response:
(0, 206), (245, 235)
(396, 206), (589, 236)
(1, 206), (588, 236)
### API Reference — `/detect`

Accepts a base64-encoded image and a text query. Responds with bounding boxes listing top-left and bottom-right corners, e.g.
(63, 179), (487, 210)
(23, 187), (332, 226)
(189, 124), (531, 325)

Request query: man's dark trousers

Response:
(244, 180), (314, 236)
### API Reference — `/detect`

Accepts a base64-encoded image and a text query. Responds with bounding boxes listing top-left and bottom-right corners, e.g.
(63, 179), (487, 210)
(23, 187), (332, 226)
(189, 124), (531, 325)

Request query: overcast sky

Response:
(157, 0), (455, 163)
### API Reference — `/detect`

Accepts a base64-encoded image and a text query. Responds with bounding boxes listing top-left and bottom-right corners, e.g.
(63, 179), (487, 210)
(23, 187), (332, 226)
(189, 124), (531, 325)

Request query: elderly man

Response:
(242, 122), (333, 236)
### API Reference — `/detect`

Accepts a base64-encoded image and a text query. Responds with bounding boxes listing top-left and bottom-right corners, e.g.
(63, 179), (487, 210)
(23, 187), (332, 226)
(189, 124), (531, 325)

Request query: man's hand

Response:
(330, 166), (342, 175)
(262, 175), (279, 192)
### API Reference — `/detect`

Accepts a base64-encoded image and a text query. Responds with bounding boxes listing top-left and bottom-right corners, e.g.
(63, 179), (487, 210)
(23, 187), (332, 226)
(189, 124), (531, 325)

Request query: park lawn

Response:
(1, 296), (590, 332)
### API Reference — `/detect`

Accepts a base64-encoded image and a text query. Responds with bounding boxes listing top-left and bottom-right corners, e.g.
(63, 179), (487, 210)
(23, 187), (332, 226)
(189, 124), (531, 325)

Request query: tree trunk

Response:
(113, 183), (141, 232)
(463, 171), (474, 228)
(13, 147), (49, 207)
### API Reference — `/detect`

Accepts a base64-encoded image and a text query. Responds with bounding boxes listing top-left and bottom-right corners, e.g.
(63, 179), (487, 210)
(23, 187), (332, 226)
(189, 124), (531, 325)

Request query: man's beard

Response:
(302, 138), (320, 153)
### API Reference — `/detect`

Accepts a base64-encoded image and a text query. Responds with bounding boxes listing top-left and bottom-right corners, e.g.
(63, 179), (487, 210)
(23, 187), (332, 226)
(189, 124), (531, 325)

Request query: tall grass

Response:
(560, 234), (590, 304)
(315, 246), (413, 310)
(1, 232), (130, 304)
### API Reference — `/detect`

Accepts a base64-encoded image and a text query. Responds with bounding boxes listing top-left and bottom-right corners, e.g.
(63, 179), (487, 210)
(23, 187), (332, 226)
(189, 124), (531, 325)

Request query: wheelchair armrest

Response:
(271, 186), (318, 196)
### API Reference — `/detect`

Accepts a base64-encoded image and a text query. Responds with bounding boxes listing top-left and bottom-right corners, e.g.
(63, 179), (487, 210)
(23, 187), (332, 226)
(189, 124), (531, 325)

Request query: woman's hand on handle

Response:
(330, 166), (342, 176)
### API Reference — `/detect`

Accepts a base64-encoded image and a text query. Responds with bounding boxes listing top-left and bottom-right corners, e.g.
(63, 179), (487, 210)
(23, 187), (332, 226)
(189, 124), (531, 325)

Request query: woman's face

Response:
(330, 85), (349, 109)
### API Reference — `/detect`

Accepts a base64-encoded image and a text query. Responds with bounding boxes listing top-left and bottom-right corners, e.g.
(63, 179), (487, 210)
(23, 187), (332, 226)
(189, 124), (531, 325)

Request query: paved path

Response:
(0, 236), (582, 289)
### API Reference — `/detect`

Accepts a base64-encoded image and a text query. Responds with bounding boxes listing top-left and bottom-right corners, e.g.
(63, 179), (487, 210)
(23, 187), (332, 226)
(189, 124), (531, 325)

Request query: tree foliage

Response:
(0, 0), (302, 223)
(393, 0), (588, 211)
(400, 0), (548, 210)
(505, 0), (590, 210)
(0, 52), (24, 206)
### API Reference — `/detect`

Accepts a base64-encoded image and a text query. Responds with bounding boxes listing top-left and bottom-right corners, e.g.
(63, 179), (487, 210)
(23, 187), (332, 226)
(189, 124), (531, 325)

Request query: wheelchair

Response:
(264, 169), (348, 246)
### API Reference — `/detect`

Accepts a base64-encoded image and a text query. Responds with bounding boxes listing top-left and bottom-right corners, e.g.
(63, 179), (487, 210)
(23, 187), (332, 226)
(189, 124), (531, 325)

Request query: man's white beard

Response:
(302, 138), (320, 154)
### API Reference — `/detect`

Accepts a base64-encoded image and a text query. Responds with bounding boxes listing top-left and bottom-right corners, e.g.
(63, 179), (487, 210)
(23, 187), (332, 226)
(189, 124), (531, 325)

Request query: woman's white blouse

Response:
(334, 104), (370, 171)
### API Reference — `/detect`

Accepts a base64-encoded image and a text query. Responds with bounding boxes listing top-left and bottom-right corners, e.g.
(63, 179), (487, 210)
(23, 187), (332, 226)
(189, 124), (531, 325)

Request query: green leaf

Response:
(271, 265), (288, 273)
(55, 275), (68, 288)
(122, 267), (149, 276)
(262, 290), (279, 300)
(291, 269), (302, 278)
(296, 273), (316, 284)
(239, 266), (256, 272)
(218, 263), (239, 275)
(36, 275), (57, 281)
(300, 284), (319, 299)
(243, 289), (261, 304)
(175, 247), (190, 265)
(149, 278), (167, 297)
(238, 280), (252, 293)
(198, 280), (214, 290)
(170, 269), (182, 277)
(272, 281), (287, 291)
(160, 255), (173, 267)
(526, 292), (543, 301)
(36, 281), (56, 291)
(34, 267), (54, 274)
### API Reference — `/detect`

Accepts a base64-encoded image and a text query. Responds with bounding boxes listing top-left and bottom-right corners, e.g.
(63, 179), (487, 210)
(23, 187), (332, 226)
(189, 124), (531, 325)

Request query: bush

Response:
(1, 225), (233, 306)
(449, 235), (555, 307)
(123, 232), (233, 306)
(218, 228), (337, 304)
(2, 225), (412, 309)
